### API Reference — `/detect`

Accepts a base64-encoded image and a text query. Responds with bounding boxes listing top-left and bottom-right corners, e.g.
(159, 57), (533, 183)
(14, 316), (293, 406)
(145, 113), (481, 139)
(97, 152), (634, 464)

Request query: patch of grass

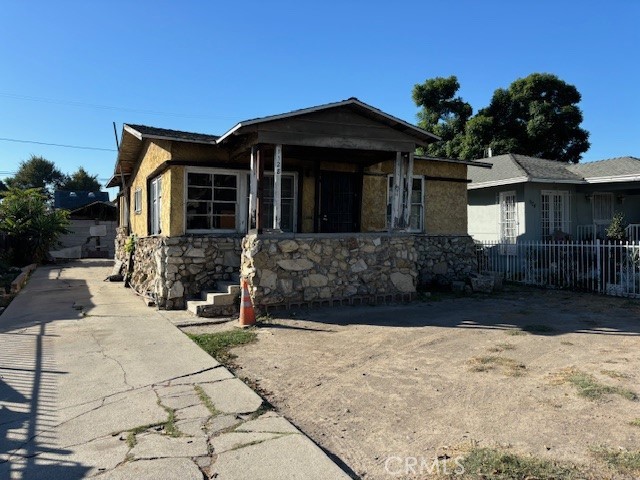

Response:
(560, 341), (574, 346)
(188, 329), (258, 365)
(460, 447), (578, 479)
(194, 385), (220, 417)
(468, 356), (526, 376)
(126, 431), (137, 448)
(158, 401), (180, 437)
(601, 369), (631, 379)
(487, 342), (515, 353)
(522, 324), (555, 334)
(562, 369), (637, 401)
(505, 329), (526, 336)
(591, 447), (640, 475)
(629, 418), (640, 427)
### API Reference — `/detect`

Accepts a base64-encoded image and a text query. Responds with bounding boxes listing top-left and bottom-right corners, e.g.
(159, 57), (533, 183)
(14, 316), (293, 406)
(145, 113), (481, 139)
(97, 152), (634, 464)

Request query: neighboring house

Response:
(468, 154), (640, 242)
(53, 191), (117, 258)
(107, 98), (490, 311)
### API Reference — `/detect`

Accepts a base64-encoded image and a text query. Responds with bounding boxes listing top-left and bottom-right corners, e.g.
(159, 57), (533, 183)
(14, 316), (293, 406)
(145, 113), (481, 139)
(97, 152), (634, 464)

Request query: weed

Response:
(630, 418), (640, 427)
(591, 447), (640, 475)
(505, 329), (526, 336)
(194, 385), (220, 417)
(460, 447), (578, 479)
(468, 356), (526, 376)
(188, 329), (258, 365)
(158, 401), (180, 437)
(562, 369), (637, 401)
(126, 431), (137, 449)
(488, 343), (515, 353)
(560, 341), (574, 346)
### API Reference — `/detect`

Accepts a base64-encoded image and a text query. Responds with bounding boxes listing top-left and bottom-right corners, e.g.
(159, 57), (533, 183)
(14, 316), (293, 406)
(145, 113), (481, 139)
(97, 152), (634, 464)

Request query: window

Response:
(133, 188), (142, 214)
(187, 172), (238, 231)
(541, 190), (571, 239)
(149, 176), (162, 235)
(386, 176), (424, 231)
(499, 191), (517, 243)
(592, 193), (614, 223)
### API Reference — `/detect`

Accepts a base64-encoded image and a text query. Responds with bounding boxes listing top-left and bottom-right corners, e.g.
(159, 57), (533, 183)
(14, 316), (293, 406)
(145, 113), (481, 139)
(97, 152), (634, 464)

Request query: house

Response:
(52, 191), (117, 258)
(468, 154), (640, 242)
(107, 98), (490, 312)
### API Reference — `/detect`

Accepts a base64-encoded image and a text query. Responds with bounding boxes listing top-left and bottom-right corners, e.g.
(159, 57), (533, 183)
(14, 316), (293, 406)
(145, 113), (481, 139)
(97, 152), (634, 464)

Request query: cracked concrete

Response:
(0, 260), (349, 479)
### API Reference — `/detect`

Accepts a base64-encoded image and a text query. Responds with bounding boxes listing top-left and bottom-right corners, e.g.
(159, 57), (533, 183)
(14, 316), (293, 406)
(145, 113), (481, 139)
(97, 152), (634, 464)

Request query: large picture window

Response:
(541, 190), (571, 239)
(386, 176), (424, 232)
(186, 172), (238, 231)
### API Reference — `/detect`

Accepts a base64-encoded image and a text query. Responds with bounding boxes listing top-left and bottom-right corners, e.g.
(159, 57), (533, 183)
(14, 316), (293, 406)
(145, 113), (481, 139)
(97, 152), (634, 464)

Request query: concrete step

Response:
(188, 278), (241, 318)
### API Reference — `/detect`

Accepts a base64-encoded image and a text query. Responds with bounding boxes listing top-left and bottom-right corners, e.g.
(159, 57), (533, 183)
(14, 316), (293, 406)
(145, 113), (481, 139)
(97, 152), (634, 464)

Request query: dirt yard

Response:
(185, 287), (640, 479)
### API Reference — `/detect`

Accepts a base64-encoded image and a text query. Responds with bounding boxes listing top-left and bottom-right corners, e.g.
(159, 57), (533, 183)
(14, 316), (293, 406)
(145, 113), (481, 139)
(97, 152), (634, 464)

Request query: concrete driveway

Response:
(0, 260), (349, 480)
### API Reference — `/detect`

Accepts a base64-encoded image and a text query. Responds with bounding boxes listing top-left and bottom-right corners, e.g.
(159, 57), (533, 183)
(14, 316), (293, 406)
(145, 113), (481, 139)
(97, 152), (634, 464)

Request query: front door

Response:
(318, 171), (359, 233)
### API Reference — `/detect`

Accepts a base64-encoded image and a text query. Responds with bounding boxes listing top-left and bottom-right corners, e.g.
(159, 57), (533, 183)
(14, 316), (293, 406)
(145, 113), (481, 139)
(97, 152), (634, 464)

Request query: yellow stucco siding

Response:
(360, 159), (468, 234)
(128, 140), (172, 237)
(168, 166), (185, 236)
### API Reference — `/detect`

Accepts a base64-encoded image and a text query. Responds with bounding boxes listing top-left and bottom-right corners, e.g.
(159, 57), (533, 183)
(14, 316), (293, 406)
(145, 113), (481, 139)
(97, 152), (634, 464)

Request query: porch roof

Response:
(215, 97), (441, 146)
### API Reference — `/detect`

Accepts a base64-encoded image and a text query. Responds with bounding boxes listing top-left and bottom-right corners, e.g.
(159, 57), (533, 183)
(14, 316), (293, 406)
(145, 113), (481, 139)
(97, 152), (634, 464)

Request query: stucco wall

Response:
(128, 140), (172, 237)
(169, 166), (185, 236)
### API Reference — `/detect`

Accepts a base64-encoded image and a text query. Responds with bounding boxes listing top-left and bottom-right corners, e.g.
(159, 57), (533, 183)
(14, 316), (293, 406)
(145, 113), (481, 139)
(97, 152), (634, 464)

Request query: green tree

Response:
(412, 76), (472, 158)
(6, 155), (66, 197)
(0, 179), (6, 192)
(414, 73), (590, 163)
(61, 166), (101, 191)
(0, 188), (69, 265)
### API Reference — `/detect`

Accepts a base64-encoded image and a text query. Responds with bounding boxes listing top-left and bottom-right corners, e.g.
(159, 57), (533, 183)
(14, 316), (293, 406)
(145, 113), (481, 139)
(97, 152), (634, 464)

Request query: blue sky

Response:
(1, 1), (638, 198)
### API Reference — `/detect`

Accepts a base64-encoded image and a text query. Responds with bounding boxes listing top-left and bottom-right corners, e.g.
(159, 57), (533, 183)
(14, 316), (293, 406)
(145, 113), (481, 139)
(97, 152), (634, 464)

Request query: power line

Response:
(0, 92), (237, 120)
(0, 137), (116, 152)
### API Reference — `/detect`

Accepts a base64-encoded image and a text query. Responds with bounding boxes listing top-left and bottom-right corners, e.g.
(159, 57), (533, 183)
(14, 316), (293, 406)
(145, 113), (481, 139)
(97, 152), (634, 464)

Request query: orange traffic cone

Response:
(238, 278), (256, 327)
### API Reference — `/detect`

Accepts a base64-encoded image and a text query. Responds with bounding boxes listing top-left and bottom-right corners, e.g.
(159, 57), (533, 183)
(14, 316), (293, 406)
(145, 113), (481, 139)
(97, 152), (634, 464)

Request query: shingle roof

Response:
(468, 154), (528, 184)
(54, 191), (110, 210)
(567, 156), (640, 179)
(125, 124), (219, 144)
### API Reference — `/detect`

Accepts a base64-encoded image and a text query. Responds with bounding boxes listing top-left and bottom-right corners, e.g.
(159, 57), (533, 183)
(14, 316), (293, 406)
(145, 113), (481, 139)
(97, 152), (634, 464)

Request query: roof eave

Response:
(415, 155), (492, 168)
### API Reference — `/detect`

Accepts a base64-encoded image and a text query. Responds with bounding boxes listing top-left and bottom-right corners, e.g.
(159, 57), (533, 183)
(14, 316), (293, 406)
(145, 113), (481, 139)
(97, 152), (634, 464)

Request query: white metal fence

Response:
(476, 240), (640, 298)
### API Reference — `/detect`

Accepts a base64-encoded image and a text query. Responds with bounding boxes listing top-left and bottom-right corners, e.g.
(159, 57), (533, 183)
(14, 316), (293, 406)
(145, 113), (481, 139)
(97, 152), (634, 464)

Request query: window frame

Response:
(184, 167), (298, 234)
(541, 190), (571, 239)
(133, 188), (142, 215)
(499, 190), (517, 244)
(592, 192), (614, 224)
(386, 174), (425, 232)
(149, 176), (162, 235)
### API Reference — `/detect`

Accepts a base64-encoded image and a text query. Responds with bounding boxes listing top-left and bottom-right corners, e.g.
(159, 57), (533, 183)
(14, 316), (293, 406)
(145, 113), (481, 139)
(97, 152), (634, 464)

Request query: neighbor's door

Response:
(318, 171), (359, 233)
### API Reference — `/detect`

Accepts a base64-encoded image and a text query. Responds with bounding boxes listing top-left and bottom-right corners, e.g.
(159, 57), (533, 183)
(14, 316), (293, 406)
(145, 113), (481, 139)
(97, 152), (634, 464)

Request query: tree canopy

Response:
(61, 166), (101, 191)
(6, 155), (66, 196)
(413, 73), (590, 163)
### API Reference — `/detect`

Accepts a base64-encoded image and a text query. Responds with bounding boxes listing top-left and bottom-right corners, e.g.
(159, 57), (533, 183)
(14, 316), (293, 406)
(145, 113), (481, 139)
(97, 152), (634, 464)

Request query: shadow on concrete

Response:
(271, 287), (640, 338)
(0, 264), (94, 479)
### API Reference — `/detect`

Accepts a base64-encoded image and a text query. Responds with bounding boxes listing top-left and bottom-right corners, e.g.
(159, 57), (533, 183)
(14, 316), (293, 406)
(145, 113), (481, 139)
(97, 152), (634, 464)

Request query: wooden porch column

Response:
(249, 146), (258, 230)
(256, 146), (265, 233)
(273, 144), (283, 230)
(402, 152), (414, 229)
(390, 151), (404, 230)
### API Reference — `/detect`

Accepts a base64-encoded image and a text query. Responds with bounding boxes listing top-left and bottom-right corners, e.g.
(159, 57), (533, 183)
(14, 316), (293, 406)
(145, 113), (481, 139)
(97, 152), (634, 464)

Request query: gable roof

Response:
(54, 190), (110, 210)
(215, 97), (440, 145)
(468, 154), (640, 189)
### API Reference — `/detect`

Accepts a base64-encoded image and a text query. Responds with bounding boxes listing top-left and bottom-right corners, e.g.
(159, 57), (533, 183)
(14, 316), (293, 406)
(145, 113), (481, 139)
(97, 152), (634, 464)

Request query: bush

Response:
(605, 212), (626, 241)
(0, 188), (69, 265)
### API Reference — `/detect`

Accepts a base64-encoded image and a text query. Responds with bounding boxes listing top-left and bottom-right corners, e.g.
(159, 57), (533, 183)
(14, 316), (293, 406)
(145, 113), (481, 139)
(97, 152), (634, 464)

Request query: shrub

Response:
(0, 188), (69, 265)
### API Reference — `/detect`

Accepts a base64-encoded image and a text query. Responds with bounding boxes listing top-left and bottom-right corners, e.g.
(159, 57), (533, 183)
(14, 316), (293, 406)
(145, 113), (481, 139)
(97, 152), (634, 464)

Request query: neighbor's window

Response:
(592, 192), (614, 223)
(186, 172), (238, 231)
(541, 190), (571, 239)
(149, 176), (162, 235)
(499, 191), (517, 244)
(133, 188), (142, 214)
(386, 176), (424, 231)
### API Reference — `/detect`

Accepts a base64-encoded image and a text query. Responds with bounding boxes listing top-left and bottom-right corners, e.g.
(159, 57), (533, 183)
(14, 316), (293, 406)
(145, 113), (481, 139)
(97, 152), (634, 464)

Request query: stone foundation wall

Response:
(123, 234), (242, 310)
(414, 235), (477, 286)
(114, 227), (129, 263)
(161, 236), (242, 309)
(241, 234), (418, 309)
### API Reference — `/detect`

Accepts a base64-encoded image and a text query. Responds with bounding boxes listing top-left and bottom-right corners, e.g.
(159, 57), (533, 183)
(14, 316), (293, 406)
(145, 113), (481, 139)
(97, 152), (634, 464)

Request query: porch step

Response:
(186, 278), (241, 318)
